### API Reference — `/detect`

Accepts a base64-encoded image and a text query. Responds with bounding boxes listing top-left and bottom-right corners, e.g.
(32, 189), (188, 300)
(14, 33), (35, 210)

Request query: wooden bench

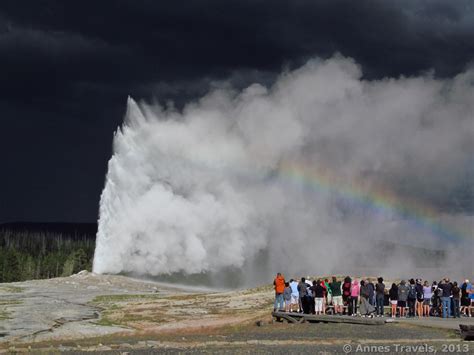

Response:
(459, 324), (474, 341)
(272, 311), (386, 325)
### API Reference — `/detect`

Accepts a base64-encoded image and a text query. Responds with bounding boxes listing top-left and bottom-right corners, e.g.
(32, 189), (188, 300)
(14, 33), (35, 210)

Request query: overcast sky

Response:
(1, 0), (473, 223)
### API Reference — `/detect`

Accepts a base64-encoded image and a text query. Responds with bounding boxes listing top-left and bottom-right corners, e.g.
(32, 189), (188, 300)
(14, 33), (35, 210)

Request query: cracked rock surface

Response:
(0, 271), (181, 343)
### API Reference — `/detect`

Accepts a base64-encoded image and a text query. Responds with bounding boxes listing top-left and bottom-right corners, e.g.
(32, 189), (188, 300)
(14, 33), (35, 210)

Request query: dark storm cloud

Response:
(0, 0), (473, 222)
(2, 1), (474, 87)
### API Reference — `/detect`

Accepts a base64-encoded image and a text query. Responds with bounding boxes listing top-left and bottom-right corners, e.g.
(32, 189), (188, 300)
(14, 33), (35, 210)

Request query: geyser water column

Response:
(93, 56), (474, 285)
(92, 98), (269, 277)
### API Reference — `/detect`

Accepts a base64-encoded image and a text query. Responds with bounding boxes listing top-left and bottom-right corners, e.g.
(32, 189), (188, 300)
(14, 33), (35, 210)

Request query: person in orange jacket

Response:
(273, 272), (286, 311)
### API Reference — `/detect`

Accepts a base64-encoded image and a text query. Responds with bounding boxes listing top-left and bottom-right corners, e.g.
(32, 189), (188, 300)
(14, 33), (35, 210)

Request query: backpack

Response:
(408, 285), (417, 299)
(298, 282), (307, 297)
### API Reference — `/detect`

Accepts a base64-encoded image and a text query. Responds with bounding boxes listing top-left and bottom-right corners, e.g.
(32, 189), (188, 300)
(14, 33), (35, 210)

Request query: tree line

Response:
(0, 225), (95, 283)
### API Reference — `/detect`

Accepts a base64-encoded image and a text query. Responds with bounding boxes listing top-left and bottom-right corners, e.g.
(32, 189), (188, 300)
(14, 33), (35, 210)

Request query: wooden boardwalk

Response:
(272, 311), (387, 326)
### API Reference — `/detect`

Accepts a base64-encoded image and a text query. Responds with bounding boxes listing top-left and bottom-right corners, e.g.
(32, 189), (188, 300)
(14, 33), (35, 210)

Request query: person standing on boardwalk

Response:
(298, 277), (309, 314)
(452, 281), (461, 318)
(330, 276), (343, 315)
(422, 281), (432, 317)
(375, 277), (385, 317)
(460, 279), (470, 317)
(398, 280), (409, 317)
(407, 279), (417, 317)
(359, 280), (375, 317)
(289, 278), (300, 313)
(342, 276), (352, 315)
(467, 280), (474, 317)
(438, 278), (453, 318)
(389, 283), (399, 318)
(367, 278), (375, 306)
(312, 280), (326, 315)
(350, 279), (360, 316)
(273, 272), (285, 312)
(415, 279), (424, 317)
(283, 282), (292, 312)
(323, 278), (331, 314)
(306, 280), (315, 314)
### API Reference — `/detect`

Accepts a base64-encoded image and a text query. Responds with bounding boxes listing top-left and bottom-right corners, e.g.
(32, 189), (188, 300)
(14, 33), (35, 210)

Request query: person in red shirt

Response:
(273, 272), (285, 311)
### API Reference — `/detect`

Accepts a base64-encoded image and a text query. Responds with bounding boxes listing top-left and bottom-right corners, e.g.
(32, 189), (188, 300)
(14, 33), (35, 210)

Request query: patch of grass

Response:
(0, 310), (11, 320)
(0, 286), (23, 293)
(121, 313), (166, 323)
(0, 299), (22, 321)
(90, 293), (165, 328)
(94, 314), (117, 327)
(0, 299), (22, 306)
(207, 307), (223, 315)
(91, 293), (161, 304)
(93, 308), (129, 327)
(94, 308), (168, 328)
(166, 293), (205, 301)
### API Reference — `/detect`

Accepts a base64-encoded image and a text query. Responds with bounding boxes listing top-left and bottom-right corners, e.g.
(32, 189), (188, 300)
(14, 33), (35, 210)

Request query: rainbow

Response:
(278, 161), (472, 244)
(160, 151), (472, 244)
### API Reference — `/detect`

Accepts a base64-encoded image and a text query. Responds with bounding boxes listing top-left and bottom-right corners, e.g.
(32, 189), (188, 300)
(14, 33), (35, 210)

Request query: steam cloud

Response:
(93, 56), (473, 286)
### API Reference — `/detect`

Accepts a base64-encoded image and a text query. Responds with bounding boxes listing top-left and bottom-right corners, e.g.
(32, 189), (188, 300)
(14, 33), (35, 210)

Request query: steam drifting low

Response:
(93, 56), (473, 285)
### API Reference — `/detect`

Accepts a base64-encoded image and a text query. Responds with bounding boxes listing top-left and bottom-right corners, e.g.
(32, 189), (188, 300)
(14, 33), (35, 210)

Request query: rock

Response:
(118, 343), (133, 349)
(88, 344), (112, 351)
(58, 344), (74, 351)
(146, 340), (161, 347)
(136, 341), (150, 348)
(95, 345), (112, 351)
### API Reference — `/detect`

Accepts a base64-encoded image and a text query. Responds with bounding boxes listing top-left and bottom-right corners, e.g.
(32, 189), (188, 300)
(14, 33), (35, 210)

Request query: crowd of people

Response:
(273, 273), (474, 319)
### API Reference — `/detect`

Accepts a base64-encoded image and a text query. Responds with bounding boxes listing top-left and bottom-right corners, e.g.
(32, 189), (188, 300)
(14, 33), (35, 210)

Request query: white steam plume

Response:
(93, 56), (473, 286)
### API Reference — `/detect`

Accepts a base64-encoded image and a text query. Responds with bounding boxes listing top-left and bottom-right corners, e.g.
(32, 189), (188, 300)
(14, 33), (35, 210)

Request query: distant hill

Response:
(0, 222), (97, 240)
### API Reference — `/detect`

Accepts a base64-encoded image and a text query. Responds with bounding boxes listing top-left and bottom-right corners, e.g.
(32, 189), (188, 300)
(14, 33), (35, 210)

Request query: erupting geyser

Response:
(93, 56), (473, 286)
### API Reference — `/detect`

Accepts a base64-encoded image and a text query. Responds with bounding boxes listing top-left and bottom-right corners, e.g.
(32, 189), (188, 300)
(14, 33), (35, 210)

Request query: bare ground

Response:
(0, 272), (472, 354)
